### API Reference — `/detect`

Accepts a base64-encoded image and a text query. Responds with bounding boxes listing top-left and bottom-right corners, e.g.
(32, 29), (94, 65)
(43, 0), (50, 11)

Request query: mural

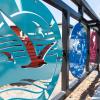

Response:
(0, 0), (62, 99)
(69, 23), (88, 78)
(90, 31), (97, 63)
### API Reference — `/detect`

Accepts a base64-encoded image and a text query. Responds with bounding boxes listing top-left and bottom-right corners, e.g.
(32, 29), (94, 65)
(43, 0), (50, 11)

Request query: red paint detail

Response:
(22, 38), (46, 68)
(11, 26), (21, 36)
(3, 52), (14, 61)
(90, 31), (97, 63)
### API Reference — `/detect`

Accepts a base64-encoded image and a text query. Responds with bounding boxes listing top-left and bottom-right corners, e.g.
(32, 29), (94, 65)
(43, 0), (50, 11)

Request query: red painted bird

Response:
(10, 26), (53, 68)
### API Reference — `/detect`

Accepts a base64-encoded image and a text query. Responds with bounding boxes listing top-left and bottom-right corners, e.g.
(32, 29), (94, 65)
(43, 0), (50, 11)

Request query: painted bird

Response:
(11, 26), (53, 68)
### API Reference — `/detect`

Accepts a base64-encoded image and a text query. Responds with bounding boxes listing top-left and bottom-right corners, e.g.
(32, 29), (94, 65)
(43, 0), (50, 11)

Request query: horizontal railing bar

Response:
(43, 0), (81, 20)
(71, 0), (100, 21)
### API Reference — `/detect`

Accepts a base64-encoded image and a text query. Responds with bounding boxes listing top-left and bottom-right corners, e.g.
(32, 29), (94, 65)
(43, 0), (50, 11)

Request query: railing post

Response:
(86, 26), (90, 73)
(96, 28), (100, 72)
(78, 4), (83, 18)
(62, 11), (70, 94)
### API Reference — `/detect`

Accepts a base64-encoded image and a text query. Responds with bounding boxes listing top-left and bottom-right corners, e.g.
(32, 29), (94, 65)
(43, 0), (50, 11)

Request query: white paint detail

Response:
(0, 11), (15, 26)
(50, 19), (55, 27)
(11, 11), (48, 27)
(48, 32), (53, 35)
(38, 28), (44, 37)
(43, 42), (56, 59)
(15, 0), (22, 12)
(32, 21), (40, 27)
(28, 33), (36, 35)
(0, 22), (4, 28)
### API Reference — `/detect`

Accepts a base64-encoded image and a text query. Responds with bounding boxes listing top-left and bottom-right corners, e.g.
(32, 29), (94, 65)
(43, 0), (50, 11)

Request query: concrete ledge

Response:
(66, 71), (99, 100)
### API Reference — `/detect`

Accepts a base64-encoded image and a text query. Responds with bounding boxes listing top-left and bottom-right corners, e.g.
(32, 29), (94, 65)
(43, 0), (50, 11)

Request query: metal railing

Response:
(43, 0), (100, 99)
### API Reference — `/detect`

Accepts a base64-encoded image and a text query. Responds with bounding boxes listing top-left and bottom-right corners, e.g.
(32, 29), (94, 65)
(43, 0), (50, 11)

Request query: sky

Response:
(86, 0), (100, 18)
(42, 0), (100, 25)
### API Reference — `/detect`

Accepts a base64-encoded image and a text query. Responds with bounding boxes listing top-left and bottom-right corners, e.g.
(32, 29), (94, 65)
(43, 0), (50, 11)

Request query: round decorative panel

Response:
(90, 31), (97, 63)
(69, 23), (88, 78)
(0, 0), (62, 99)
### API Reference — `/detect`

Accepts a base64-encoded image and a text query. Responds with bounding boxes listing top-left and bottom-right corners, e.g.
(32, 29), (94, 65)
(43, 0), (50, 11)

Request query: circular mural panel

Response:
(90, 31), (97, 63)
(0, 0), (62, 99)
(69, 23), (88, 78)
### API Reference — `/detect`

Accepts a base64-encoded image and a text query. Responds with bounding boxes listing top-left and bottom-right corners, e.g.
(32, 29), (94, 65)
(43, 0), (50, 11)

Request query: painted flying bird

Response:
(10, 26), (53, 68)
(0, 11), (53, 68)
